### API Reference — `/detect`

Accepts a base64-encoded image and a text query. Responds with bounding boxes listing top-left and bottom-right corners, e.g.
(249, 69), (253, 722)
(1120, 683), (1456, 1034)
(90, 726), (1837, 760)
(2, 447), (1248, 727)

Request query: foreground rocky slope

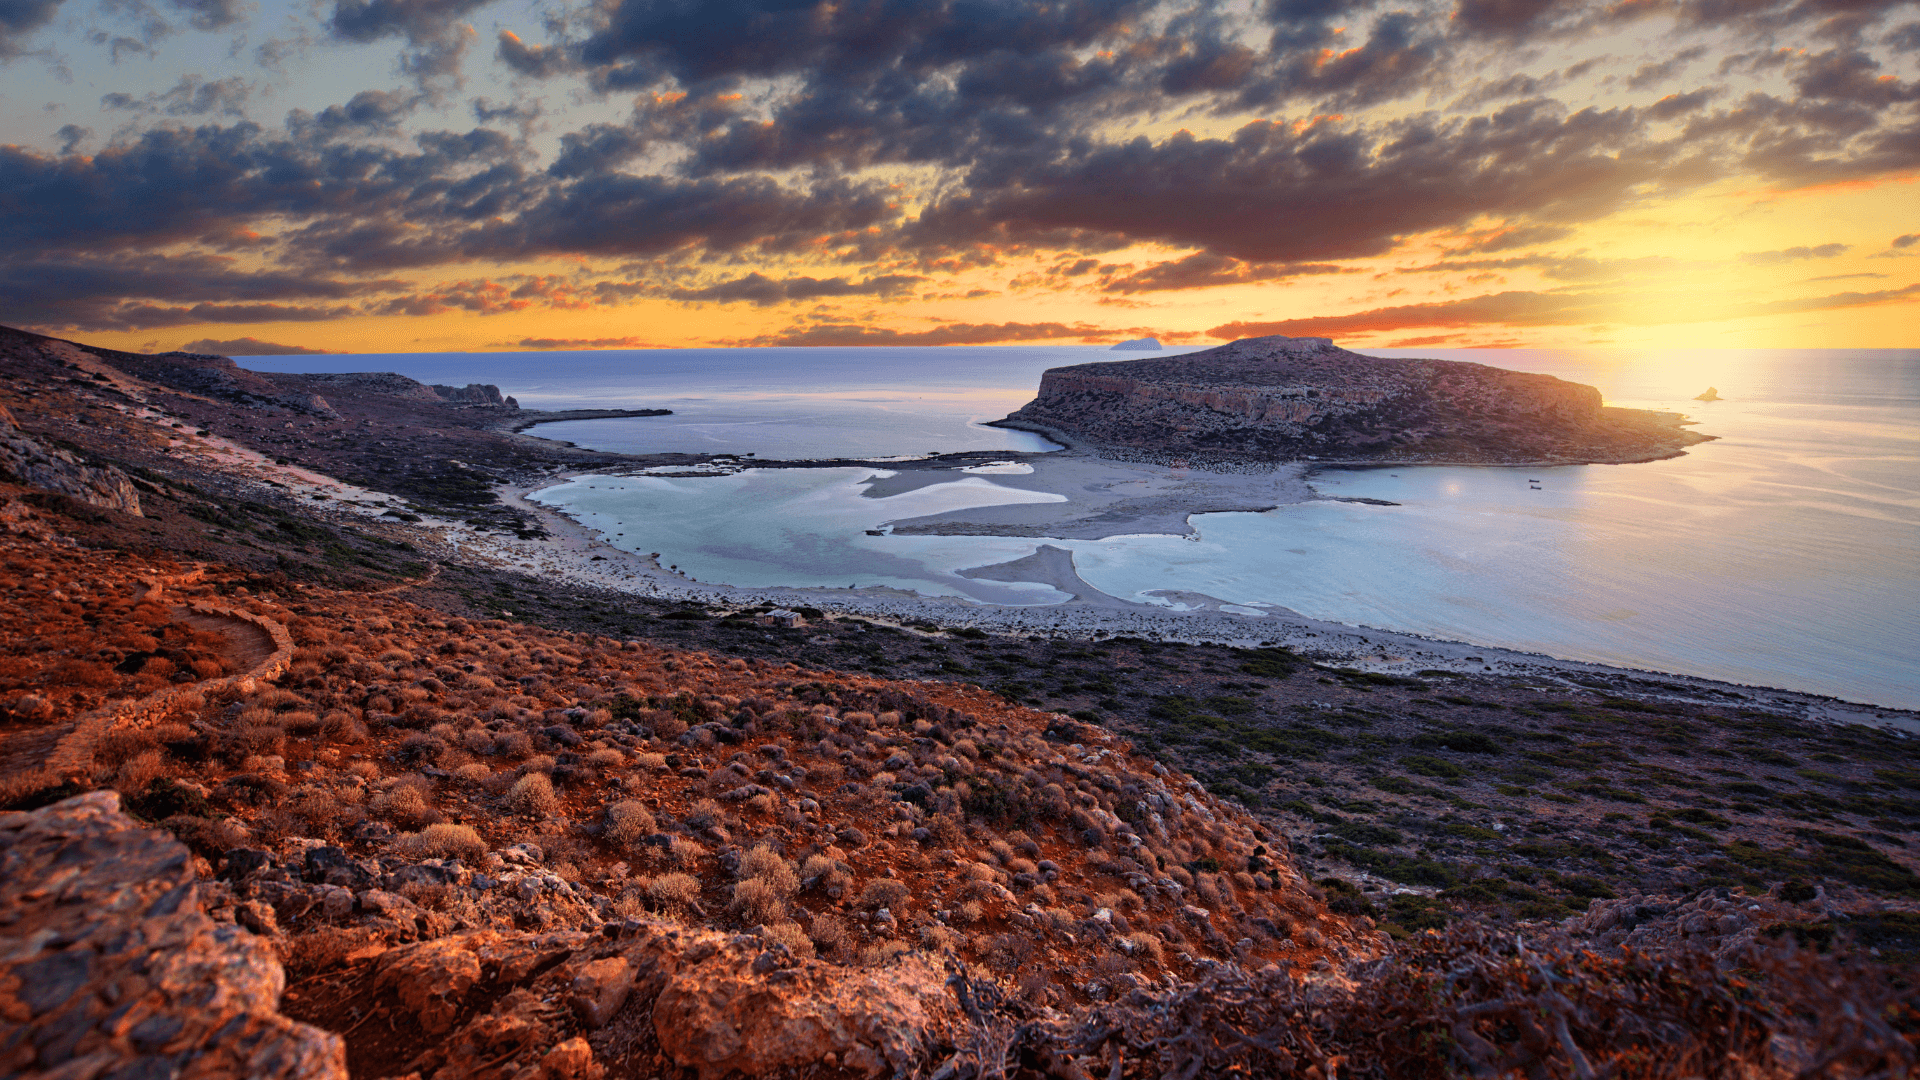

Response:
(1, 329), (1914, 1078)
(1002, 335), (1713, 463)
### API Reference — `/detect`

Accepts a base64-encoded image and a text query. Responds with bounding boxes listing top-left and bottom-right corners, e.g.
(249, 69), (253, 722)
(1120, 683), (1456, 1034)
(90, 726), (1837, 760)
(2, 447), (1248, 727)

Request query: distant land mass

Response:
(1000, 335), (1714, 465)
(1110, 337), (1162, 351)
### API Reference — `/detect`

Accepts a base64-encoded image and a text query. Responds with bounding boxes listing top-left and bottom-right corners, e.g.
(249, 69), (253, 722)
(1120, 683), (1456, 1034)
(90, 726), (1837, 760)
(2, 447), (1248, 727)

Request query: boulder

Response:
(0, 791), (345, 1079)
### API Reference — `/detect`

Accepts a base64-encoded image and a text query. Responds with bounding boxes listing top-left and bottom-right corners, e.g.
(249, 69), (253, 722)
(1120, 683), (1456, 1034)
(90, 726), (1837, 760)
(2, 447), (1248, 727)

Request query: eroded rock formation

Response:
(1004, 335), (1713, 464)
(0, 792), (346, 1080)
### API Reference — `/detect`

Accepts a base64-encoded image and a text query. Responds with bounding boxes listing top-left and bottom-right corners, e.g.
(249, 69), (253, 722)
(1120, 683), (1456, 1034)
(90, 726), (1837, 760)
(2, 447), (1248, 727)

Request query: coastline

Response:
(390, 462), (1920, 732)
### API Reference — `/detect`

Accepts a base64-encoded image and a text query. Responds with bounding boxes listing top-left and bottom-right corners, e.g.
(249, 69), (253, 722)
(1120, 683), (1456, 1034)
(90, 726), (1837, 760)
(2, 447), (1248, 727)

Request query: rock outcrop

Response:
(1004, 335), (1713, 464)
(0, 792), (346, 1080)
(0, 404), (142, 516)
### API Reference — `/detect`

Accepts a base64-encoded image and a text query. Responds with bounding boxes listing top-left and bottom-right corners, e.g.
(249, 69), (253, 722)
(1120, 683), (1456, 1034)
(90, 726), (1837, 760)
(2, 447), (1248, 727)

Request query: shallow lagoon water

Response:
(249, 345), (1920, 707)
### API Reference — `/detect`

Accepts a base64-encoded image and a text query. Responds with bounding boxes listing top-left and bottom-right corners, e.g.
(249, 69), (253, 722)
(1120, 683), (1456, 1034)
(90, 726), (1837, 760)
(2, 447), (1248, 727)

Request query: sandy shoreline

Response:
(368, 462), (1914, 734)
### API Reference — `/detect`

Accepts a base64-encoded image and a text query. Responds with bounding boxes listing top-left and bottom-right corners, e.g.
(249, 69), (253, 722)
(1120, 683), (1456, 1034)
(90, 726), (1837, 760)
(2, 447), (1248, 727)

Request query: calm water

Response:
(243, 347), (1920, 708)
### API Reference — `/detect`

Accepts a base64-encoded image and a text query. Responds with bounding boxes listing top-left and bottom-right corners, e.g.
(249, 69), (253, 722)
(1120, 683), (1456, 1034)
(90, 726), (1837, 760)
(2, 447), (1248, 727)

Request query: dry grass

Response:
(394, 823), (488, 862)
(507, 772), (559, 816)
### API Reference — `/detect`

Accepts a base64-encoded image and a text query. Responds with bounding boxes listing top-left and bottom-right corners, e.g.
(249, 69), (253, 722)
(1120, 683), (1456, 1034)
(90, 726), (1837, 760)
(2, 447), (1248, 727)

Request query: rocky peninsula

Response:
(998, 335), (1714, 465)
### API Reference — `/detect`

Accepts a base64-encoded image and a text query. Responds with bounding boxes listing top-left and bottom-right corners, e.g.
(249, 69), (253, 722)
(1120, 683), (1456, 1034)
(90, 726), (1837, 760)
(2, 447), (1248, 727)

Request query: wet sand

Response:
(866, 451), (1315, 539)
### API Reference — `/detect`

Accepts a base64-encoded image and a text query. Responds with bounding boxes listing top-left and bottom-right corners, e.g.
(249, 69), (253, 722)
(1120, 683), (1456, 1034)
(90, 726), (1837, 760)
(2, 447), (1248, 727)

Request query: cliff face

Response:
(1006, 335), (1711, 464)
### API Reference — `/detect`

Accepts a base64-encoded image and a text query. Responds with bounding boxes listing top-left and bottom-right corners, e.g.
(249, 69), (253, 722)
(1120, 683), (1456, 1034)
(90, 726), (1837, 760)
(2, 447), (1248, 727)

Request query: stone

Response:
(652, 948), (958, 1080)
(567, 957), (634, 1029)
(376, 935), (485, 1034)
(0, 792), (345, 1079)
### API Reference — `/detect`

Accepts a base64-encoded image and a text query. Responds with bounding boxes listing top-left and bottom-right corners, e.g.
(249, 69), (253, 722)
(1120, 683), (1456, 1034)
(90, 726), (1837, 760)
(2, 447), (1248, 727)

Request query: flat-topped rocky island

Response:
(996, 334), (1714, 465)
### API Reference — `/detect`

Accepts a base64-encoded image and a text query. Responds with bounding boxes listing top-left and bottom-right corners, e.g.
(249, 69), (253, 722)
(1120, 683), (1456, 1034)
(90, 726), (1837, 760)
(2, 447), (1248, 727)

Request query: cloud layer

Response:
(2, 0), (1917, 347)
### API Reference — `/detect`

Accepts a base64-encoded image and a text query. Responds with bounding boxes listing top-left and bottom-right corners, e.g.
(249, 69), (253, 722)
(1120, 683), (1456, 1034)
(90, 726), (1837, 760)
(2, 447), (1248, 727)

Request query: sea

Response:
(241, 345), (1920, 709)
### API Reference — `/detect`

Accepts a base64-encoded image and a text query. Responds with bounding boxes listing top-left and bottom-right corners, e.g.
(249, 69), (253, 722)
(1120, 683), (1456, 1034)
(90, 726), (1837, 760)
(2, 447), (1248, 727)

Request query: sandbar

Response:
(866, 450), (1315, 540)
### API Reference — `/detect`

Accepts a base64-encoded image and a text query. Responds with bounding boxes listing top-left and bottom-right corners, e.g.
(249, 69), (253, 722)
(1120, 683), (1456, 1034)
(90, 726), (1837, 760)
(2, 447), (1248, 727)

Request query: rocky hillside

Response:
(1, 329), (1913, 1079)
(1001, 335), (1713, 464)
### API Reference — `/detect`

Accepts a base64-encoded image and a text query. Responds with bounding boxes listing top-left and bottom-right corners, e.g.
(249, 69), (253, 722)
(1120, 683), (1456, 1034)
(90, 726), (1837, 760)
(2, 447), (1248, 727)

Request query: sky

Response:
(2, 0), (1917, 355)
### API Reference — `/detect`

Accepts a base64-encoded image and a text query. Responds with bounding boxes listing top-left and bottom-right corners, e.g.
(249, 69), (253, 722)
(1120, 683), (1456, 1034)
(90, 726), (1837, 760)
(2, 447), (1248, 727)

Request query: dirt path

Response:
(0, 571), (295, 800)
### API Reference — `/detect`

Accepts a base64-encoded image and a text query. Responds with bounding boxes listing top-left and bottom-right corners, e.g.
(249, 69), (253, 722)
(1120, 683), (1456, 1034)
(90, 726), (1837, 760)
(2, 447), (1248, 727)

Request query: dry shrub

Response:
(920, 924), (960, 952)
(1025, 928), (1917, 1080)
(684, 798), (723, 830)
(649, 872), (702, 912)
(605, 800), (656, 847)
(856, 878), (911, 911)
(953, 900), (984, 925)
(507, 772), (560, 816)
(371, 783), (440, 828)
(395, 822), (487, 862)
(612, 893), (649, 920)
(634, 752), (667, 770)
(283, 711), (323, 736)
(586, 747), (624, 769)
(983, 932), (1035, 973)
(764, 921), (816, 962)
(739, 845), (800, 891)
(731, 877), (788, 924)
(454, 763), (491, 782)
(497, 731), (533, 758)
(397, 732), (447, 765)
(808, 913), (849, 954)
(1122, 931), (1165, 963)
(319, 711), (360, 740)
(49, 659), (117, 688)
(96, 726), (158, 769)
(115, 750), (165, 793)
(860, 940), (912, 967)
(462, 729), (496, 755)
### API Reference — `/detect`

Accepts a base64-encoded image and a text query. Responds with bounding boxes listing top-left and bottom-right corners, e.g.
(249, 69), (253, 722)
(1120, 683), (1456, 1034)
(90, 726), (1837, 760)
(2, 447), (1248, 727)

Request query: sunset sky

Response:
(2, 0), (1917, 355)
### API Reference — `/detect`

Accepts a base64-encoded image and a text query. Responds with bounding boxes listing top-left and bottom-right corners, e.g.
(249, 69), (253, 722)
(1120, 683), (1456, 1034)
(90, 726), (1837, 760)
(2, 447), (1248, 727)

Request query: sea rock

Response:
(0, 791), (346, 1079)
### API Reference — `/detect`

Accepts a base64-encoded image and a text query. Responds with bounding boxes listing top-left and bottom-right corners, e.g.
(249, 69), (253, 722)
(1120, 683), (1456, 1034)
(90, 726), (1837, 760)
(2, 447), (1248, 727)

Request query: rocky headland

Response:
(1000, 335), (1714, 465)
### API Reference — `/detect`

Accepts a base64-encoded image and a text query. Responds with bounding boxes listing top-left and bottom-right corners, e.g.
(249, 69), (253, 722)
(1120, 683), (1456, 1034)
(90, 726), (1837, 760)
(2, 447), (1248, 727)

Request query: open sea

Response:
(241, 345), (1920, 709)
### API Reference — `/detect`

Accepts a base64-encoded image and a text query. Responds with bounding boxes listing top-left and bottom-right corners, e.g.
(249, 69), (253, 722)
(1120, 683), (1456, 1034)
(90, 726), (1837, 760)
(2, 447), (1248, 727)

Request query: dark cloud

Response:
(912, 102), (1667, 265)
(167, 0), (242, 31)
(1739, 243), (1850, 264)
(1894, 233), (1919, 248)
(735, 319), (1121, 347)
(497, 29), (571, 78)
(1647, 87), (1719, 120)
(667, 272), (924, 306)
(293, 89), (423, 136)
(102, 75), (252, 117)
(0, 0), (66, 57)
(1626, 46), (1707, 91)
(1101, 252), (1345, 293)
(178, 336), (334, 354)
(1442, 224), (1575, 254)
(1452, 0), (1561, 39)
(513, 336), (654, 348)
(329, 0), (490, 45)
(1208, 278), (1920, 339)
(55, 124), (90, 153)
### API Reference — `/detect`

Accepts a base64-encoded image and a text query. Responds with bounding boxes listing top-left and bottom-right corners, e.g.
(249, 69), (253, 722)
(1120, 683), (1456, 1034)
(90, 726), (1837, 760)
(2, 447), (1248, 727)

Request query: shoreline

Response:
(423, 464), (1920, 730)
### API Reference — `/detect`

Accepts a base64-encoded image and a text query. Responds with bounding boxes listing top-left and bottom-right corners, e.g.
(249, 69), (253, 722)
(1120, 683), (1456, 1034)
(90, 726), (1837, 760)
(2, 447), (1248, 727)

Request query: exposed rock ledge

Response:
(0, 792), (346, 1079)
(1001, 334), (1714, 465)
